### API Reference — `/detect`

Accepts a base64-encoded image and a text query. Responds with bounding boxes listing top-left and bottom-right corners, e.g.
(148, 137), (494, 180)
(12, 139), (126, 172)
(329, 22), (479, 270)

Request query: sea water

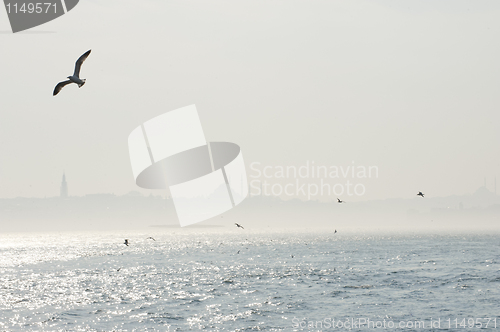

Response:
(0, 228), (499, 331)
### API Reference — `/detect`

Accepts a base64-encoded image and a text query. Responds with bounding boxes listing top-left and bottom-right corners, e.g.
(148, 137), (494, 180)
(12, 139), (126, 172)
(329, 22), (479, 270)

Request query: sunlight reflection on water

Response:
(0, 229), (499, 331)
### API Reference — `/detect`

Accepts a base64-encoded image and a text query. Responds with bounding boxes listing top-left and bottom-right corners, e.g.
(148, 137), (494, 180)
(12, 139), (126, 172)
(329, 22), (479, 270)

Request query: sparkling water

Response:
(0, 228), (499, 331)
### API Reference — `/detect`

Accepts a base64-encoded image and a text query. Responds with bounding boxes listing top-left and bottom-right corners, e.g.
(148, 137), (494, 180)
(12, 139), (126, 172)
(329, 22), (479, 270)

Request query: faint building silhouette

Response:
(60, 173), (68, 198)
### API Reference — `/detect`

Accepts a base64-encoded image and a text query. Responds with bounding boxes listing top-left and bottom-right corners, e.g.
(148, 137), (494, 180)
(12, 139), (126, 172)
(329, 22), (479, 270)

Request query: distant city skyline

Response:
(1, 179), (498, 232)
(15, 171), (500, 202)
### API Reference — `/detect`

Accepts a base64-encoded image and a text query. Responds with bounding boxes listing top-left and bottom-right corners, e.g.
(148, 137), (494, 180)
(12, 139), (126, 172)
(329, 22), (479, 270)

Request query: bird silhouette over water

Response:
(417, 191), (425, 197)
(124, 239), (129, 246)
(334, 229), (337, 234)
(53, 50), (91, 96)
(235, 223), (244, 229)
(146, 237), (156, 241)
(337, 198), (345, 203)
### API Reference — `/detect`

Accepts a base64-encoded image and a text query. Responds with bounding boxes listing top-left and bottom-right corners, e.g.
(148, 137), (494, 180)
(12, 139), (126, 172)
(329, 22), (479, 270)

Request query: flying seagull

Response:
(337, 198), (345, 203)
(146, 237), (156, 241)
(235, 223), (244, 229)
(124, 239), (129, 246)
(417, 191), (425, 197)
(53, 49), (91, 96)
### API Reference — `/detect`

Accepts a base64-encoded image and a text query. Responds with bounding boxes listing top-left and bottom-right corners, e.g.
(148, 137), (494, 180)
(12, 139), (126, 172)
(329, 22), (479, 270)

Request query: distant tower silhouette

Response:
(60, 173), (68, 198)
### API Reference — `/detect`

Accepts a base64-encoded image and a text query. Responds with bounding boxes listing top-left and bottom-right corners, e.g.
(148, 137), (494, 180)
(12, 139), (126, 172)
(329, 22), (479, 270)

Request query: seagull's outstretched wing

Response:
(53, 80), (73, 96)
(74, 49), (91, 77)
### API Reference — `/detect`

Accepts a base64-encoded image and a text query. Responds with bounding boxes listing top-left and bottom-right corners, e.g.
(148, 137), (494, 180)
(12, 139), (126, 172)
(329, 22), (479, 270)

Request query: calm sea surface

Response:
(0, 228), (499, 331)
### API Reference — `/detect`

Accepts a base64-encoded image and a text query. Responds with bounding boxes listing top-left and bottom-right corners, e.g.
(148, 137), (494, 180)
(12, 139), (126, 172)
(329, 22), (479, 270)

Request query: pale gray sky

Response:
(1, 0), (499, 201)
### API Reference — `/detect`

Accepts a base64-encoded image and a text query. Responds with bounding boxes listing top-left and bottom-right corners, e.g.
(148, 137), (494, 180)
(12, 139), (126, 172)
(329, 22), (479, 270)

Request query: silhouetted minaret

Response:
(60, 173), (68, 198)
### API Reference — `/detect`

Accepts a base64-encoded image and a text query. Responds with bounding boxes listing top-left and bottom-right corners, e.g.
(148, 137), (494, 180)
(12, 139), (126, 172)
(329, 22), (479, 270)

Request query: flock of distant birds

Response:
(117, 192), (426, 246)
(121, 191), (425, 247)
(52, 51), (426, 246)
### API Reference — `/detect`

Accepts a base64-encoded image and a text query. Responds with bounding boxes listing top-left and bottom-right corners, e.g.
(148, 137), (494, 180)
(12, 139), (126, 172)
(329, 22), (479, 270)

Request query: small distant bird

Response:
(237, 250), (240, 254)
(53, 49), (91, 96)
(334, 229), (337, 234)
(337, 198), (345, 203)
(417, 191), (425, 197)
(146, 237), (156, 241)
(235, 223), (244, 229)
(124, 239), (129, 246)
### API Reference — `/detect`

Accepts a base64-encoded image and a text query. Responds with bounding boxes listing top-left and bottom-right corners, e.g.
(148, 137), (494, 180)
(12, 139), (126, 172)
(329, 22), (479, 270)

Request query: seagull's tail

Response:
(78, 79), (86, 88)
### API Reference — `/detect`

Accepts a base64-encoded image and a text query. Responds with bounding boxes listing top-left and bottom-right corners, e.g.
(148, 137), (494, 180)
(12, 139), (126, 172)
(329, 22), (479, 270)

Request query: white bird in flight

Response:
(53, 50), (91, 96)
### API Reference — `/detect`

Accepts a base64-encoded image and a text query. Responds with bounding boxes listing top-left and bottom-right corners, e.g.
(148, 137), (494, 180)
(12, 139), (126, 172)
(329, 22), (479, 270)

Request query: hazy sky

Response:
(1, 0), (499, 201)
